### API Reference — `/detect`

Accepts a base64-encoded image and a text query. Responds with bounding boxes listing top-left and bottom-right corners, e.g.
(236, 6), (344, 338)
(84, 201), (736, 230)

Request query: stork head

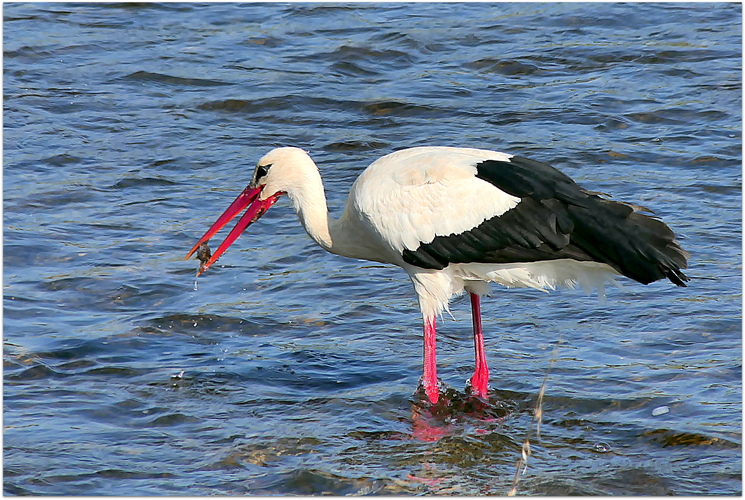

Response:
(251, 147), (319, 198)
(185, 146), (315, 275)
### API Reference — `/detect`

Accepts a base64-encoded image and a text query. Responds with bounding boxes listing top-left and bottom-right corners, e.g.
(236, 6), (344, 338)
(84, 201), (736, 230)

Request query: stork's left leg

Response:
(468, 292), (490, 398)
(421, 315), (440, 405)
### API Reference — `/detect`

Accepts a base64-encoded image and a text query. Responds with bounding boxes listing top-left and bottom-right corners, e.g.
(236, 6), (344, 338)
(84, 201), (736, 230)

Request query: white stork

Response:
(186, 146), (689, 405)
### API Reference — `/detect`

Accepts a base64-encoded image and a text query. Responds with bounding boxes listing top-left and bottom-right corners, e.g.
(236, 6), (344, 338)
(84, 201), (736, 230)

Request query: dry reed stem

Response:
(507, 340), (561, 496)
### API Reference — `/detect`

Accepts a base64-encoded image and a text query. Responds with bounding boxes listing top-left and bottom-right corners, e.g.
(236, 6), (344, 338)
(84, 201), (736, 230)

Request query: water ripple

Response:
(4, 2), (741, 496)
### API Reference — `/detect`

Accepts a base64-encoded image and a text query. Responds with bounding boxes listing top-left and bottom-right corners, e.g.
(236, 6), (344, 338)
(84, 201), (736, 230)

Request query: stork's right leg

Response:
(468, 292), (490, 399)
(421, 316), (440, 404)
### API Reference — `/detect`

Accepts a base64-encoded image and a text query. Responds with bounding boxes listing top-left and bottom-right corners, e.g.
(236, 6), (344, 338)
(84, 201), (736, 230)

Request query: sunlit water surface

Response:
(4, 3), (741, 495)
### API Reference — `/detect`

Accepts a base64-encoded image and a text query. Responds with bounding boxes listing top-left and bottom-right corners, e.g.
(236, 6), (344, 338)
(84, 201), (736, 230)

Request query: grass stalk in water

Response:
(508, 339), (561, 496)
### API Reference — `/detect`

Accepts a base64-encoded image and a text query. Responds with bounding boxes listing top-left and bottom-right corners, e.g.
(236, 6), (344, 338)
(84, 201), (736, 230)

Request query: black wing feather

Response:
(401, 156), (690, 287)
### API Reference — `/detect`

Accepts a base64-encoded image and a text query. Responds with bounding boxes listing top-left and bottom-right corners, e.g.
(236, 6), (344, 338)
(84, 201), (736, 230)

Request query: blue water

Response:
(4, 2), (741, 495)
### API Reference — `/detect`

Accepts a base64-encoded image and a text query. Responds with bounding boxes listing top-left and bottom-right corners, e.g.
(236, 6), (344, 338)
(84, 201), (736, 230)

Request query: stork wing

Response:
(401, 155), (689, 287)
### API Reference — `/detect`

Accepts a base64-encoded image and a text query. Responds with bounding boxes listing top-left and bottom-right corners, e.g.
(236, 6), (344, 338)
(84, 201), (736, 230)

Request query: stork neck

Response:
(286, 166), (377, 262)
(287, 174), (335, 254)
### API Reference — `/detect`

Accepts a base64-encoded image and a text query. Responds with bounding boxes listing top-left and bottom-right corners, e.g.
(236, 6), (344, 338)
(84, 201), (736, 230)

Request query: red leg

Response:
(421, 316), (440, 404)
(469, 292), (490, 398)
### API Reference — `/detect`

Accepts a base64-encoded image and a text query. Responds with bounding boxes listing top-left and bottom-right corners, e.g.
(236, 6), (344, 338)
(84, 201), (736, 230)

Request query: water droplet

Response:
(193, 278), (199, 291)
(592, 442), (612, 453)
(652, 405), (670, 416)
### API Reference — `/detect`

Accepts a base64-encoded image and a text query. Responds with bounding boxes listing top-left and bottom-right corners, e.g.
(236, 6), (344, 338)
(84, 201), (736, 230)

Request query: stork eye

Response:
(255, 163), (272, 182)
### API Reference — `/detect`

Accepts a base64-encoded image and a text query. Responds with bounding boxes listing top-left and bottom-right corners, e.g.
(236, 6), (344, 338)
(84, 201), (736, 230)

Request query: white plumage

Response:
(186, 146), (689, 405)
(351, 147), (521, 257)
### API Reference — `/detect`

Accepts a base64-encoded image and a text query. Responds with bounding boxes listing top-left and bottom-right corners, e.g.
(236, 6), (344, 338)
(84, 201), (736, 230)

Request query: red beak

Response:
(185, 185), (283, 275)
